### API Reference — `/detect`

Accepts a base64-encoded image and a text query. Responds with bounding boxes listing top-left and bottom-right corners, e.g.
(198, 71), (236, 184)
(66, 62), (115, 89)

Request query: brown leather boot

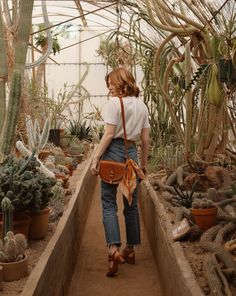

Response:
(106, 250), (125, 277)
(122, 246), (135, 264)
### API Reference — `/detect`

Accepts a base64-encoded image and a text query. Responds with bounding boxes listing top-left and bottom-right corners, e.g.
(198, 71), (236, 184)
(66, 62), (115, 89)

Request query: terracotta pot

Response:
(38, 150), (51, 160)
(0, 255), (28, 282)
(0, 213), (31, 238)
(28, 208), (50, 240)
(65, 164), (73, 176)
(191, 207), (218, 231)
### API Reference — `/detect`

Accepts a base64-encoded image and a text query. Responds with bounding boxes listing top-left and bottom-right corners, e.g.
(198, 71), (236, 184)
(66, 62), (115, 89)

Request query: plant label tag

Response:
(172, 218), (191, 241)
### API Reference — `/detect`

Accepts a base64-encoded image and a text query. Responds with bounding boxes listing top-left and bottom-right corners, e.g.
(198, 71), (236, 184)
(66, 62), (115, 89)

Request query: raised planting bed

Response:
(139, 181), (203, 296)
(19, 154), (97, 296)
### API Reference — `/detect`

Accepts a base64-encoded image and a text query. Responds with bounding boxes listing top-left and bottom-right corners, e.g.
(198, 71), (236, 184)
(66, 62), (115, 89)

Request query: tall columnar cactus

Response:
(26, 115), (51, 155)
(1, 70), (21, 156)
(1, 196), (14, 239)
(0, 0), (34, 162)
(0, 12), (8, 130)
(0, 231), (27, 262)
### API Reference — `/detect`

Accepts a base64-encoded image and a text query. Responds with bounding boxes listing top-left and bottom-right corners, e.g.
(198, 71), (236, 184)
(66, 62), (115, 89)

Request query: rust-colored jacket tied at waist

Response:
(119, 159), (146, 206)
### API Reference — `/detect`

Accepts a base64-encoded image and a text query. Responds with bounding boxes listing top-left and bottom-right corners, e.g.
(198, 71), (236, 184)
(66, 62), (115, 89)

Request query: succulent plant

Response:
(0, 155), (57, 213)
(192, 198), (214, 209)
(25, 115), (51, 155)
(68, 143), (84, 155)
(0, 231), (27, 262)
(1, 196), (13, 238)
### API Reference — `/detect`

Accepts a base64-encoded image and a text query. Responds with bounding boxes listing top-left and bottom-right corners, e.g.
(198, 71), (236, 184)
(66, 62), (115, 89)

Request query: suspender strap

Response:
(118, 97), (129, 159)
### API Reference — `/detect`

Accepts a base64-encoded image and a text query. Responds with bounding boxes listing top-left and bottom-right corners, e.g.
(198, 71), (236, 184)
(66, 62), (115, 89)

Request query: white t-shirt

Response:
(103, 96), (150, 141)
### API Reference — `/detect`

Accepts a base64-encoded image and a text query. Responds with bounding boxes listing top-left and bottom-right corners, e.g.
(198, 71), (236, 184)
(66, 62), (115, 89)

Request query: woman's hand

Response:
(90, 158), (99, 176)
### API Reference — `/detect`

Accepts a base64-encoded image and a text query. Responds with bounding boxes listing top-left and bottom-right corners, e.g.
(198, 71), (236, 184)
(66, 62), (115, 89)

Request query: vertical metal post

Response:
(78, 24), (83, 121)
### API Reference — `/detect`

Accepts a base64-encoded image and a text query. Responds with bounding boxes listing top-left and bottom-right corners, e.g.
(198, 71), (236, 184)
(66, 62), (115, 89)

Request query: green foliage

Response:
(35, 31), (61, 55)
(69, 120), (93, 142)
(0, 156), (56, 212)
(172, 182), (198, 208)
(172, 185), (194, 208)
(96, 37), (135, 69)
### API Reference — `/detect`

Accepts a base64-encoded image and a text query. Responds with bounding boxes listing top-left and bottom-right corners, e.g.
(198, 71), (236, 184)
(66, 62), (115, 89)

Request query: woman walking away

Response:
(90, 67), (150, 277)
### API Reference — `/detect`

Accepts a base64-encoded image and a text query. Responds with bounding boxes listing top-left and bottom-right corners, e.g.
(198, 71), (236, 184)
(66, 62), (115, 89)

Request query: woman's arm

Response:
(140, 128), (150, 175)
(90, 123), (116, 175)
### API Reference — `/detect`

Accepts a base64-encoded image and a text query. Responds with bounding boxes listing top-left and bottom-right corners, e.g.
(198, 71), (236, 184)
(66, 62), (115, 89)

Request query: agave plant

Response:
(68, 120), (93, 142)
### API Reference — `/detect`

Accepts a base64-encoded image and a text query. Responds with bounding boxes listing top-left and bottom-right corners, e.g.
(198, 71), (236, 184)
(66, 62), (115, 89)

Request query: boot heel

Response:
(122, 247), (135, 264)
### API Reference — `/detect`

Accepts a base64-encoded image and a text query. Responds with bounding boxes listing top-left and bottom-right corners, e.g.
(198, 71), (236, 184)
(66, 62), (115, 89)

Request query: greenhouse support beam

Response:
(31, 3), (116, 35)
(74, 0), (87, 27)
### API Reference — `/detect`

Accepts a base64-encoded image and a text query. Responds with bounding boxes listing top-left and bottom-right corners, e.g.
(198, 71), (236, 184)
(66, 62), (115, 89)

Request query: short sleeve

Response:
(103, 99), (119, 125)
(143, 106), (150, 128)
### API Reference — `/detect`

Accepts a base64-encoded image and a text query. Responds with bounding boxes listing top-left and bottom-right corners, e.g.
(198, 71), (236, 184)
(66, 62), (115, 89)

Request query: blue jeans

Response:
(101, 138), (141, 247)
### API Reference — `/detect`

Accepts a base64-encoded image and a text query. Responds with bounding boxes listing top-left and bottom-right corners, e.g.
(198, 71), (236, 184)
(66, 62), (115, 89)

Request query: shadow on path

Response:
(67, 182), (163, 296)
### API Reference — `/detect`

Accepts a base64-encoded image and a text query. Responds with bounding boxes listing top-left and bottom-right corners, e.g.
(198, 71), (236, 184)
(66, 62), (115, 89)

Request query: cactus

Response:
(54, 154), (67, 165)
(68, 144), (84, 155)
(0, 0), (34, 161)
(1, 196), (13, 239)
(192, 198), (214, 209)
(26, 115), (51, 155)
(49, 181), (65, 222)
(16, 140), (55, 178)
(1, 71), (21, 156)
(0, 231), (27, 262)
(0, 155), (57, 213)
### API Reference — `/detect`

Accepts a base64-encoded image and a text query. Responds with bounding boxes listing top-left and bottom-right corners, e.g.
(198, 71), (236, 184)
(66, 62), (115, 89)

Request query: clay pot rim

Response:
(191, 207), (218, 216)
(0, 254), (28, 265)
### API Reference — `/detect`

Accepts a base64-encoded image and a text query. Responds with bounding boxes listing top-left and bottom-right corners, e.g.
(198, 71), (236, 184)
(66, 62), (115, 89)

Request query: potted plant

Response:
(191, 198), (218, 231)
(0, 231), (28, 281)
(0, 197), (28, 281)
(0, 155), (57, 239)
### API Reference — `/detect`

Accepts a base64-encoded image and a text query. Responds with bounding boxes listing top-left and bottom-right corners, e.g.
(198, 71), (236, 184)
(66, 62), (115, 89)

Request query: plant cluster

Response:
(0, 155), (56, 212)
(0, 231), (27, 263)
(192, 198), (214, 209)
(69, 120), (93, 142)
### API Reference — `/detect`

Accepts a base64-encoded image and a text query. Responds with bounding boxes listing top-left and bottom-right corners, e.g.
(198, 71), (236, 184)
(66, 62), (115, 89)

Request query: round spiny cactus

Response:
(192, 198), (214, 209)
(14, 233), (28, 255)
(0, 231), (27, 262)
(5, 238), (18, 261)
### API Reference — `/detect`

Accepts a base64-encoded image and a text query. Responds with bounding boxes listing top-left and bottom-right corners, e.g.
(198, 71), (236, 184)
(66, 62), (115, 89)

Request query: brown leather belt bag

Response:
(99, 97), (129, 185)
(99, 160), (127, 184)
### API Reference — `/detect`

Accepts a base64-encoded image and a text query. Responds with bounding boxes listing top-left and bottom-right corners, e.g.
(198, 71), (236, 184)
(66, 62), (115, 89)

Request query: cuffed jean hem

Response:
(107, 242), (122, 247)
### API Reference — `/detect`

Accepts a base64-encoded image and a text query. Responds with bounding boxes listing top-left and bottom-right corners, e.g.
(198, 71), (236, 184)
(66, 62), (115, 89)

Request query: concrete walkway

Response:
(67, 183), (163, 296)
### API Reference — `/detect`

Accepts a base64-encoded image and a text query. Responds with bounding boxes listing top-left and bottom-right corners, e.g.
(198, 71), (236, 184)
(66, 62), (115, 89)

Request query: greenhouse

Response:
(0, 0), (236, 295)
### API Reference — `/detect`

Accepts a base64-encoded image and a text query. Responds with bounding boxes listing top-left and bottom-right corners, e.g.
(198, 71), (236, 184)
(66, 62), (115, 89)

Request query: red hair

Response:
(105, 68), (139, 97)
